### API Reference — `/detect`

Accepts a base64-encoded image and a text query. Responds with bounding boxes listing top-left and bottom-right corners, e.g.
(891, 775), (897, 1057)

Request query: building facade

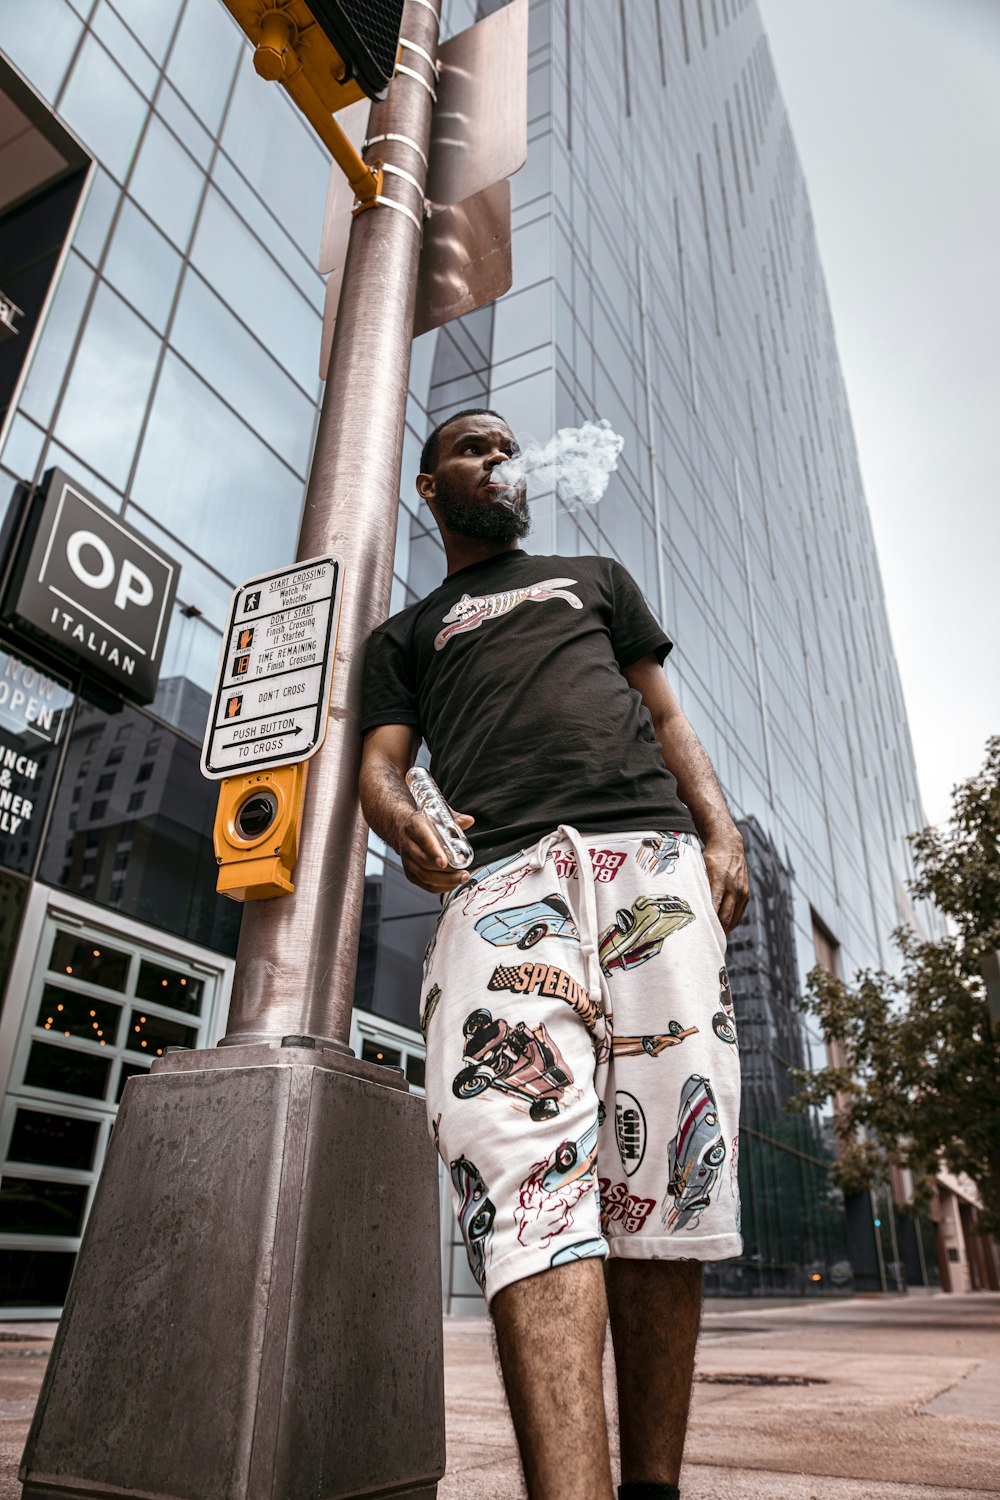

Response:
(0, 0), (933, 1315)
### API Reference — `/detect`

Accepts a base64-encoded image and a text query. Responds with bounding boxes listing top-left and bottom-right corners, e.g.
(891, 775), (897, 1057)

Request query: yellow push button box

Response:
(213, 763), (309, 901)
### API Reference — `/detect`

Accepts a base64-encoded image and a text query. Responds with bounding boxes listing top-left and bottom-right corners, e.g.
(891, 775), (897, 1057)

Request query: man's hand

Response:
(702, 828), (749, 934)
(400, 810), (476, 894)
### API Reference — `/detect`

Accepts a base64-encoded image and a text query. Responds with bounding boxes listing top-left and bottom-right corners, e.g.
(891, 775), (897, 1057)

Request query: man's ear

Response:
(416, 472), (435, 503)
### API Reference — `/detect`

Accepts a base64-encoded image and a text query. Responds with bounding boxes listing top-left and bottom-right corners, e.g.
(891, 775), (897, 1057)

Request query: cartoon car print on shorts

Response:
(662, 1074), (726, 1231)
(515, 1119), (600, 1248)
(611, 1022), (698, 1057)
(452, 1007), (575, 1121)
(451, 1156), (496, 1292)
(420, 983), (442, 1040)
(475, 894), (579, 950)
(635, 832), (685, 877)
(712, 965), (737, 1045)
(598, 894), (696, 975)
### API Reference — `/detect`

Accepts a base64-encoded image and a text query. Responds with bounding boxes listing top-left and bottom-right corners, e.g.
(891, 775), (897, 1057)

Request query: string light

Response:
(57, 1004), (64, 1012)
(65, 966), (72, 974)
(93, 949), (100, 957)
(89, 1010), (96, 1017)
(140, 1040), (147, 1048)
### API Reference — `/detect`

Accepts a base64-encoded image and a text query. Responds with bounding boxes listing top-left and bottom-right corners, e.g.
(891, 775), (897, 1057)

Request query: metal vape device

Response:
(405, 768), (474, 868)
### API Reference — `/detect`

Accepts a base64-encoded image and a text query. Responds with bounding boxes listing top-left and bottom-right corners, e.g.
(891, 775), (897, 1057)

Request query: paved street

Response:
(0, 1294), (997, 1498)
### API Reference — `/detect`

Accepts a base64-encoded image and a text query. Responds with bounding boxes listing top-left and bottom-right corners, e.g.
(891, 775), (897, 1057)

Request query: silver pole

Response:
(221, 0), (440, 1050)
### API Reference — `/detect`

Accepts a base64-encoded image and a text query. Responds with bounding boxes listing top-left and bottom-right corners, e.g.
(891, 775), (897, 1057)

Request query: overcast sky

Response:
(757, 0), (1000, 831)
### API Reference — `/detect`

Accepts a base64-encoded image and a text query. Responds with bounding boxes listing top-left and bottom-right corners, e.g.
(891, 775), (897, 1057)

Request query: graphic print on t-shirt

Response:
(433, 577), (583, 650)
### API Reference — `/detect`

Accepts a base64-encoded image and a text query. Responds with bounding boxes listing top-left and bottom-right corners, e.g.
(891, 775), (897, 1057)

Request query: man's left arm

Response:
(623, 654), (749, 934)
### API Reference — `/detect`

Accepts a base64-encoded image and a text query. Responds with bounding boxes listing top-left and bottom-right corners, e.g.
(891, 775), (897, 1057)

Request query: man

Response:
(359, 408), (748, 1500)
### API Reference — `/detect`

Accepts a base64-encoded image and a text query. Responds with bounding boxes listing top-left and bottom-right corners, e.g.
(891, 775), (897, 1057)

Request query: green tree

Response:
(789, 736), (1000, 1234)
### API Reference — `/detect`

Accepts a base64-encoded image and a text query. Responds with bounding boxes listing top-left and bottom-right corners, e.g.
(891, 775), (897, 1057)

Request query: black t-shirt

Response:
(360, 550), (697, 867)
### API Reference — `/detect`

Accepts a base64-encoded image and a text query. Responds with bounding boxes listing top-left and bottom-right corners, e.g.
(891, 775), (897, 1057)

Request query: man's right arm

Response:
(359, 723), (473, 894)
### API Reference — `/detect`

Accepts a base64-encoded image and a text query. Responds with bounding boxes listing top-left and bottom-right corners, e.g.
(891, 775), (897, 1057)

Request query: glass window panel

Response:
(0, 415), (45, 486)
(210, 154), (324, 313)
(23, 1041), (110, 1100)
(131, 353), (305, 585)
(48, 932), (129, 991)
(59, 35), (147, 183)
(91, 1), (158, 95)
(135, 960), (203, 1016)
(8, 1107), (99, 1172)
(39, 700), (241, 954)
(38, 440), (123, 511)
(404, 1054), (425, 1090)
(166, 0), (241, 133)
(0, 1248), (77, 1308)
(0, 0), (83, 103)
(156, 82), (214, 169)
(37, 983), (121, 1046)
(0, 1176), (89, 1236)
(361, 1040), (401, 1069)
(19, 251), (93, 428)
(220, 65), (329, 266)
(108, 0), (179, 61)
(126, 1008), (197, 1058)
(102, 200), (181, 333)
(190, 190), (320, 391)
(72, 168), (120, 266)
(116, 1060), (149, 1102)
(53, 282), (160, 489)
(128, 116), (204, 253)
(122, 506), (234, 628)
(143, 607), (220, 733)
(170, 270), (315, 473)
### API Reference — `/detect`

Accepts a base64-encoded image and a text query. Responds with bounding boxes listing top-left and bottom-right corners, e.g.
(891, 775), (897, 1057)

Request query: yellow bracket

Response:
(222, 2), (382, 205)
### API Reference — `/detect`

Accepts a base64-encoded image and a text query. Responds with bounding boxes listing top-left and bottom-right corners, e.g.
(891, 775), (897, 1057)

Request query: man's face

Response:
(424, 415), (531, 543)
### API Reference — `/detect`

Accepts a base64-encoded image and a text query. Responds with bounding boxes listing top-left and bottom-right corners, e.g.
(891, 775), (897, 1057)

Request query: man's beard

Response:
(434, 475), (532, 543)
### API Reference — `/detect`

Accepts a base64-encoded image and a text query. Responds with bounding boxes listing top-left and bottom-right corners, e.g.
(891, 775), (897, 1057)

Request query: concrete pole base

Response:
(19, 1046), (445, 1499)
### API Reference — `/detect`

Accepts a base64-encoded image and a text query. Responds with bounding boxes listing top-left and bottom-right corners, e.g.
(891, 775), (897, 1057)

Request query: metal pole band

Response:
(395, 62), (437, 101)
(365, 131), (429, 167)
(398, 37), (439, 75)
(381, 160), (424, 194)
(371, 194), (424, 230)
(408, 0), (438, 12)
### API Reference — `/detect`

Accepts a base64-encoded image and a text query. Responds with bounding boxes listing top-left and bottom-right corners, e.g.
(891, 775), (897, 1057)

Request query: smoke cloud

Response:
(491, 418), (625, 511)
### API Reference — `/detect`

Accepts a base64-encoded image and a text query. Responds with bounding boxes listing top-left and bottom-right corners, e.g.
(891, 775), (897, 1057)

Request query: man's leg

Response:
(492, 1258), (615, 1500)
(606, 1258), (702, 1490)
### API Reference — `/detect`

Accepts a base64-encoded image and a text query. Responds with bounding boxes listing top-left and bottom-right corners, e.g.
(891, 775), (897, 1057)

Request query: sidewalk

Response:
(441, 1292), (1000, 1499)
(0, 1294), (997, 1498)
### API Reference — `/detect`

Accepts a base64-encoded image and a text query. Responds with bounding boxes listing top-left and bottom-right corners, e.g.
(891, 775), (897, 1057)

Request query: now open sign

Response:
(5, 469), (179, 704)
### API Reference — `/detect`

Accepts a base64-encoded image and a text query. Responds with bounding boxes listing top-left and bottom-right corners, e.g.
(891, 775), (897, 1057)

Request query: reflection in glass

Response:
(128, 116), (205, 253)
(135, 960), (203, 1015)
(131, 353), (305, 587)
(8, 1108), (99, 1172)
(125, 1009), (196, 1057)
(108, 0), (179, 61)
(166, 0), (240, 134)
(24, 1042), (110, 1100)
(170, 271), (315, 473)
(103, 200), (182, 333)
(53, 283), (160, 489)
(39, 699), (240, 954)
(18, 253), (93, 428)
(49, 932), (129, 992)
(0, 1177), (89, 1237)
(190, 189), (320, 391)
(0, 1248), (76, 1308)
(0, 0), (82, 103)
(361, 1039), (401, 1069)
(59, 36), (147, 183)
(220, 64), (329, 266)
(36, 984), (122, 1047)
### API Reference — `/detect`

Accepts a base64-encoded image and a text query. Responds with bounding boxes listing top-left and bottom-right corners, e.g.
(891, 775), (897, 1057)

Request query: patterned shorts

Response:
(420, 825), (743, 1305)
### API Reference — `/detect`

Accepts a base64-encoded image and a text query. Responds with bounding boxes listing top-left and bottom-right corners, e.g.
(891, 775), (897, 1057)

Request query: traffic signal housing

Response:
(308, 0), (405, 100)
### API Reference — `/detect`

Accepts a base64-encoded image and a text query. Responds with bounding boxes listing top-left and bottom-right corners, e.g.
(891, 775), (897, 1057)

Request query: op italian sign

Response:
(201, 556), (344, 778)
(4, 468), (179, 704)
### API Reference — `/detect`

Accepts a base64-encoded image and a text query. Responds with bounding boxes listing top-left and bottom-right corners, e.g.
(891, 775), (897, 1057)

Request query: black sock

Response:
(618, 1486), (680, 1500)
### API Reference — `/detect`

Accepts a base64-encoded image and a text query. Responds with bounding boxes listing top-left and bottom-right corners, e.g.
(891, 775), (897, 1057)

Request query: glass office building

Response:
(0, 0), (931, 1314)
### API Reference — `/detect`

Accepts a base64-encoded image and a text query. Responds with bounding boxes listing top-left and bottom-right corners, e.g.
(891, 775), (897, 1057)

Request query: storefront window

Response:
(7, 1107), (99, 1172)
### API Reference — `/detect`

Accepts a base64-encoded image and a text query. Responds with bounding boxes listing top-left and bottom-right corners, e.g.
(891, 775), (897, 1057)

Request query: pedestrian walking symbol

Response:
(243, 591), (261, 613)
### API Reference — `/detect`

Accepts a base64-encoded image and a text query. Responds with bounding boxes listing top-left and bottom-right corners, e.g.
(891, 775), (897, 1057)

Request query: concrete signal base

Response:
(19, 1042), (445, 1500)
